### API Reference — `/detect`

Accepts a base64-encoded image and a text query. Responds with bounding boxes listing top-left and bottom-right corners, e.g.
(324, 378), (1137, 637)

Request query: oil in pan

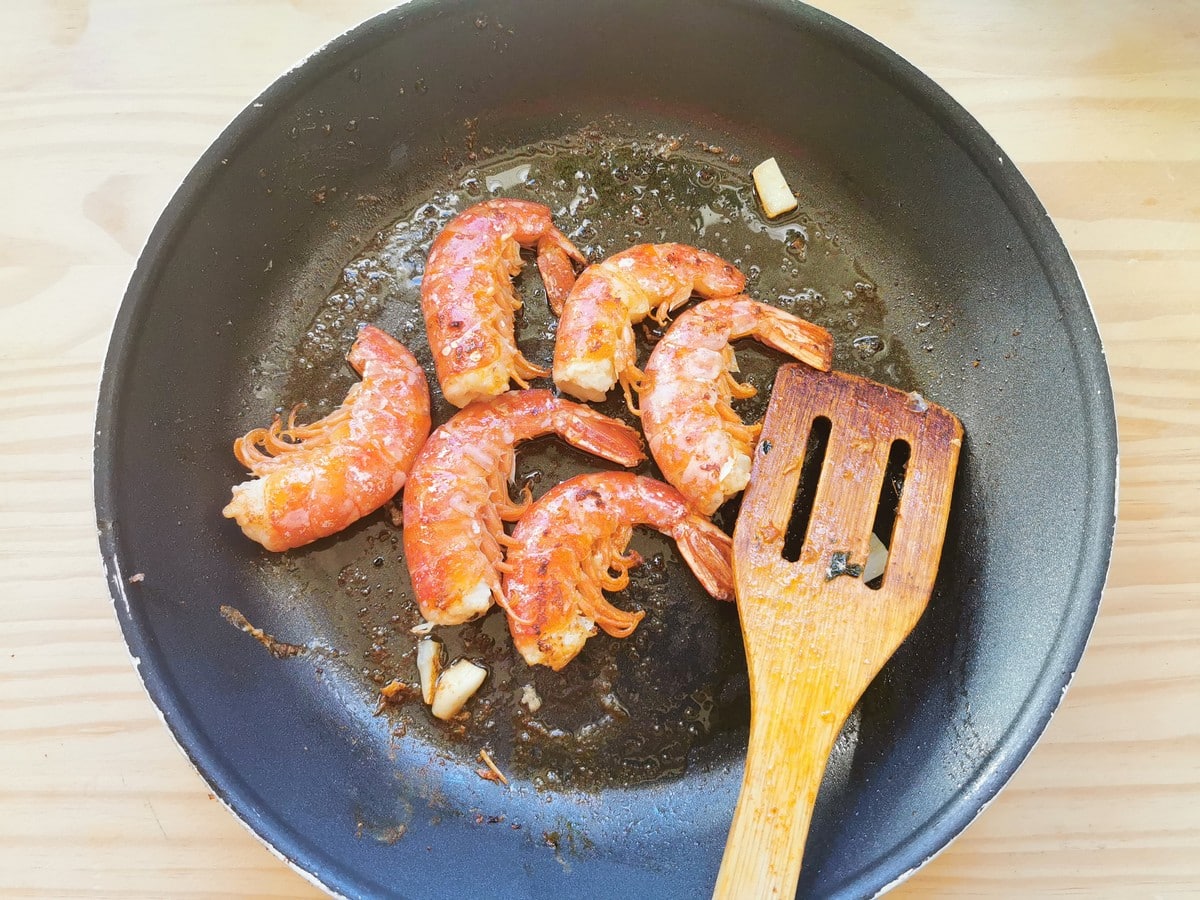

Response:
(248, 123), (923, 792)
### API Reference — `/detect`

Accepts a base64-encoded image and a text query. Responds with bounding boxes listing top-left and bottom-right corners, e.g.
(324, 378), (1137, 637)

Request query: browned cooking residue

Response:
(386, 499), (403, 528)
(219, 605), (308, 659)
(375, 679), (420, 715)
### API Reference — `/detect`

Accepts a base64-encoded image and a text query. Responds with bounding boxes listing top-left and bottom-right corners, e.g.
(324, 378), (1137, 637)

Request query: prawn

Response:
(552, 243), (744, 406)
(639, 297), (833, 516)
(223, 325), (431, 551)
(421, 199), (586, 408)
(402, 390), (646, 625)
(504, 472), (734, 671)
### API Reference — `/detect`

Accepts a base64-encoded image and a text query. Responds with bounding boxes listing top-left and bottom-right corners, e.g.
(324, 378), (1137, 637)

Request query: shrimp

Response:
(504, 473), (734, 671)
(223, 325), (431, 551)
(421, 199), (586, 408)
(639, 297), (834, 516)
(552, 243), (745, 406)
(402, 390), (646, 625)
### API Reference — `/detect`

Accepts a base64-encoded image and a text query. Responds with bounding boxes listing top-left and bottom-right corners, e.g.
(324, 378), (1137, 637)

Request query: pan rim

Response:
(93, 1), (1118, 897)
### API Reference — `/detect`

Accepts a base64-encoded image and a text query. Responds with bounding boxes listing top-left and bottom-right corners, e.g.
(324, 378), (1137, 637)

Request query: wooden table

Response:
(2, 1), (1196, 896)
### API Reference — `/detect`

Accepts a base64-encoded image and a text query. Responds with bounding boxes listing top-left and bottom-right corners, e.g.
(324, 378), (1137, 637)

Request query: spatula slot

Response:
(781, 415), (832, 563)
(865, 439), (911, 589)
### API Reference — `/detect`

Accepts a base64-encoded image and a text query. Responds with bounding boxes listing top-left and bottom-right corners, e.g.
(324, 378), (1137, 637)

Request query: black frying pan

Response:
(95, 1), (1117, 897)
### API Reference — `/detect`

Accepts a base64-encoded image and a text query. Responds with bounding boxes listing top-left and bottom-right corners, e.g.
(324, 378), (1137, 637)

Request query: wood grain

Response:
(1, 0), (1197, 897)
(716, 368), (961, 897)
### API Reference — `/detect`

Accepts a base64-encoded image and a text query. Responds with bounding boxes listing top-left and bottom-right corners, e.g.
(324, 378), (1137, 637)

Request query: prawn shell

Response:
(504, 472), (734, 671)
(640, 297), (833, 515)
(223, 326), (430, 551)
(552, 243), (746, 403)
(402, 390), (646, 626)
(421, 199), (584, 407)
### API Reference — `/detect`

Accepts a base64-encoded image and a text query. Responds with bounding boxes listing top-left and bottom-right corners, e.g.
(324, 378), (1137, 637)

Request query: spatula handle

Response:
(712, 708), (841, 899)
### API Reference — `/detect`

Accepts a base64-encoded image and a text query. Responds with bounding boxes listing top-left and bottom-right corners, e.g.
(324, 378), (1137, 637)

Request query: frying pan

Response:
(94, 0), (1117, 897)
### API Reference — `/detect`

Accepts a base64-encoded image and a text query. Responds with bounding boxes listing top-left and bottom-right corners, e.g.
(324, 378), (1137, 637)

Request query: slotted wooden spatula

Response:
(713, 364), (962, 899)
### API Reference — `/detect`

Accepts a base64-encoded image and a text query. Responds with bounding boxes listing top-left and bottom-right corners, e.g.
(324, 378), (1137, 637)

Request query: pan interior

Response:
(97, 2), (1115, 898)
(239, 123), (929, 792)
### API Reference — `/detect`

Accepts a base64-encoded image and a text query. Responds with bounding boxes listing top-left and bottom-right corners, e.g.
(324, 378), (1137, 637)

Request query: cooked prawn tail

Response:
(557, 405), (646, 467)
(674, 517), (735, 601)
(755, 305), (835, 372)
(537, 231), (584, 316)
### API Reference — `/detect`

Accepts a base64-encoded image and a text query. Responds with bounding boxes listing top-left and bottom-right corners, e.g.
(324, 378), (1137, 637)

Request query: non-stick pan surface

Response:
(95, 1), (1117, 897)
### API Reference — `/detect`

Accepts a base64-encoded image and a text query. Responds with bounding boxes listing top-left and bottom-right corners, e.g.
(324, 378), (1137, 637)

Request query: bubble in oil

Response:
(852, 334), (886, 359)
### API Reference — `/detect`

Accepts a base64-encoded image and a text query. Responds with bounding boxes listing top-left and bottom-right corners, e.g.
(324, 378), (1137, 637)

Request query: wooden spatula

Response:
(713, 364), (962, 899)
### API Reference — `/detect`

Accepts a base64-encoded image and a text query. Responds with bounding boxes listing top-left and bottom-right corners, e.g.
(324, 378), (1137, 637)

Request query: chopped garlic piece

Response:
(521, 683), (543, 713)
(416, 637), (443, 705)
(430, 659), (488, 720)
(752, 157), (798, 218)
(863, 532), (889, 583)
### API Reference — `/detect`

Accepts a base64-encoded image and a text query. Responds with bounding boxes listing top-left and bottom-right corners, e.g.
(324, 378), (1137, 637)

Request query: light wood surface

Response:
(1, 1), (1196, 897)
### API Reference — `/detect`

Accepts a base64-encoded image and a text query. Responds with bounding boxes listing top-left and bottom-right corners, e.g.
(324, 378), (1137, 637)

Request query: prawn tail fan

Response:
(537, 236), (582, 315)
(558, 406), (647, 468)
(754, 307), (835, 372)
(675, 518), (735, 601)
